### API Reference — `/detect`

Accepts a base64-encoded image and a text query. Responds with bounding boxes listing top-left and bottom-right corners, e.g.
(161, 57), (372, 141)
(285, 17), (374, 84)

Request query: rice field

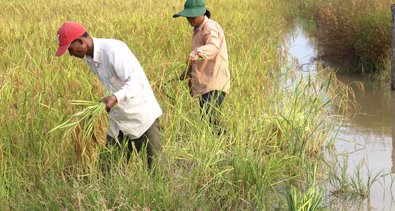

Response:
(0, 0), (359, 209)
(292, 0), (392, 79)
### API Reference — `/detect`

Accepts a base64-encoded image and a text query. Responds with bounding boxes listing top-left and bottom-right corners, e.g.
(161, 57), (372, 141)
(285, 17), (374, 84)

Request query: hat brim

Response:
(55, 43), (70, 57)
(173, 7), (206, 18)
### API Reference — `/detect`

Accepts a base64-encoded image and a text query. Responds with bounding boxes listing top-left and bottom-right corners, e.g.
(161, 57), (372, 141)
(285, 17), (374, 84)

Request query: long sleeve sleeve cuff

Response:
(113, 90), (126, 102)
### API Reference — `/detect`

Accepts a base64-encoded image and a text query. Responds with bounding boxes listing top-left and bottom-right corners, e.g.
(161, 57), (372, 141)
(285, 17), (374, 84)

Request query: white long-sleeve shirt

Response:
(85, 38), (162, 139)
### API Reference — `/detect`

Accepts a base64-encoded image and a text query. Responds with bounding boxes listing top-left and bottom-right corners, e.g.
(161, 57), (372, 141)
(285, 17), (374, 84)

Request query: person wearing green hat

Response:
(173, 0), (231, 135)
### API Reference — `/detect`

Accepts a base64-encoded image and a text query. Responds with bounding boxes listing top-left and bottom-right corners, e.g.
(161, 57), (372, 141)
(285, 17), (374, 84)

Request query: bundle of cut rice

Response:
(50, 100), (107, 170)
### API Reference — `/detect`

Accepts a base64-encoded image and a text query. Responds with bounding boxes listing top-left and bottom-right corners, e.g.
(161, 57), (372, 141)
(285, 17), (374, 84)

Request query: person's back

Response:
(84, 37), (162, 138)
(190, 16), (230, 96)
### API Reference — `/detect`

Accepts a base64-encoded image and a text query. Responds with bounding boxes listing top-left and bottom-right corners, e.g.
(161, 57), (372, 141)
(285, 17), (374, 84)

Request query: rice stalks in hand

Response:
(50, 100), (107, 171)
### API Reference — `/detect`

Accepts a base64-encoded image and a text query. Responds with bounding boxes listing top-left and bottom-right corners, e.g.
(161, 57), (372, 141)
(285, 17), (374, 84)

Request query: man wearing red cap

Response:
(55, 22), (162, 168)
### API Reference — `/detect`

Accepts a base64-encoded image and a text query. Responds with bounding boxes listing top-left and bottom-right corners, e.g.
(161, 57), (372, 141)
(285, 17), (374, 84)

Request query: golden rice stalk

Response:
(50, 100), (107, 170)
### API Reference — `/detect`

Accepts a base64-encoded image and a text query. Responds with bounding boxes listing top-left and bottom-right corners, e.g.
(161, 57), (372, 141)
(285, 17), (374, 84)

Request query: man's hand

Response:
(188, 51), (199, 65)
(101, 95), (118, 112)
(180, 59), (193, 81)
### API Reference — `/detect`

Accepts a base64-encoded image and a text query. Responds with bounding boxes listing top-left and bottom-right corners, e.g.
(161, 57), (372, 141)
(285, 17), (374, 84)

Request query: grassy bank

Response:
(292, 0), (392, 78)
(1, 0), (335, 209)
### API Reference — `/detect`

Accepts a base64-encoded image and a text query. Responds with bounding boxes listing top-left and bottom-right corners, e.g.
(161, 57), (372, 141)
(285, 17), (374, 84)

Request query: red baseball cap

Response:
(55, 22), (87, 57)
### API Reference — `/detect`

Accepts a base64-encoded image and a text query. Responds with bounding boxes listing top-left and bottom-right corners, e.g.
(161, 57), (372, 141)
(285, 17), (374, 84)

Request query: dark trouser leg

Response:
(105, 118), (161, 169)
(140, 118), (162, 168)
(199, 90), (226, 135)
(105, 132), (131, 165)
(102, 134), (125, 172)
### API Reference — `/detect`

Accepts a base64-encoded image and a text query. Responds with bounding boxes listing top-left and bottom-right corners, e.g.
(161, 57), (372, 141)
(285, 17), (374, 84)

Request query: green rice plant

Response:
(325, 71), (362, 115)
(287, 185), (325, 211)
(286, 164), (325, 211)
(262, 65), (340, 156)
(0, 144), (8, 207)
(326, 156), (382, 198)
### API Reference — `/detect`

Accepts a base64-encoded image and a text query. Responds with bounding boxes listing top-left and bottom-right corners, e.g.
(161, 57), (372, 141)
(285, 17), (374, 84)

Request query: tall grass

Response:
(286, 164), (324, 211)
(0, 0), (343, 209)
(291, 0), (392, 78)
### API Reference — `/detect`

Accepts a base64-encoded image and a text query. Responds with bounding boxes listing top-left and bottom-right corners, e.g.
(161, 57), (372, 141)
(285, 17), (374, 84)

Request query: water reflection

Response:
(285, 19), (394, 210)
(335, 74), (392, 136)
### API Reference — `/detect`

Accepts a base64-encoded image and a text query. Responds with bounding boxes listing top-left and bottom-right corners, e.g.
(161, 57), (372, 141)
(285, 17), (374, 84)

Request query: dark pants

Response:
(105, 118), (161, 169)
(199, 90), (226, 135)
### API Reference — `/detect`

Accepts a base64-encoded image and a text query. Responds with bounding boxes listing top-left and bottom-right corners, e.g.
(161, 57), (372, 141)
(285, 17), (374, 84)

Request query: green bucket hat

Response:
(173, 0), (207, 18)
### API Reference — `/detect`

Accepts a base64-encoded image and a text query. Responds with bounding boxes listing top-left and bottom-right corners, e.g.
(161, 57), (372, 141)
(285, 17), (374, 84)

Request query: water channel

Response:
(284, 19), (394, 210)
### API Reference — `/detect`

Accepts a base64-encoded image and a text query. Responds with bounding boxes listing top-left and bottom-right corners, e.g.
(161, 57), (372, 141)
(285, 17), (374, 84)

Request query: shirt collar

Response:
(85, 37), (101, 65)
(194, 16), (209, 33)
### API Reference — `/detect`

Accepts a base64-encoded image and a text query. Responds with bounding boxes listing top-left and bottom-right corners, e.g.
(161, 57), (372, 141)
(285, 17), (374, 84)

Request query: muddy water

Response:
(285, 20), (394, 210)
